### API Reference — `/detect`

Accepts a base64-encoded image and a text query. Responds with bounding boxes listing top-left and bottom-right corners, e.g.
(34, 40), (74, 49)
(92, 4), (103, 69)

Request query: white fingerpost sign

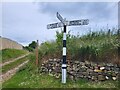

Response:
(47, 12), (89, 84)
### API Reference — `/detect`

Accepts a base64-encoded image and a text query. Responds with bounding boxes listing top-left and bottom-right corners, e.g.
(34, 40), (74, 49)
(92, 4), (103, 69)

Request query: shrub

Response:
(37, 29), (119, 64)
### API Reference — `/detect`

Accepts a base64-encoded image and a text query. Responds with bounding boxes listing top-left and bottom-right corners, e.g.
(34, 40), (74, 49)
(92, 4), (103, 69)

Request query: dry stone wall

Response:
(0, 37), (23, 50)
(40, 59), (120, 81)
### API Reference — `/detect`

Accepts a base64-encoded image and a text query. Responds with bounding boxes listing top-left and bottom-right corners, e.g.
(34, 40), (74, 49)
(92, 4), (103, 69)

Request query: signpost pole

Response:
(62, 25), (67, 83)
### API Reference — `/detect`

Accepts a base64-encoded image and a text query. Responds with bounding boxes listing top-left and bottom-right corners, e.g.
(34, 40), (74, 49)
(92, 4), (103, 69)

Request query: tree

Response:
(29, 41), (37, 49)
(24, 41), (37, 52)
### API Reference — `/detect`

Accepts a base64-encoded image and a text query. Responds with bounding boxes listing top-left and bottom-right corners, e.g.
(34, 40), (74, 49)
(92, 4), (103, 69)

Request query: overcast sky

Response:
(1, 2), (118, 46)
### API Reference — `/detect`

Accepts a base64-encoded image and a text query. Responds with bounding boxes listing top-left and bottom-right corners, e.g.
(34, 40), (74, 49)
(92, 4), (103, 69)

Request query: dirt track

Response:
(0, 60), (29, 83)
(0, 53), (29, 67)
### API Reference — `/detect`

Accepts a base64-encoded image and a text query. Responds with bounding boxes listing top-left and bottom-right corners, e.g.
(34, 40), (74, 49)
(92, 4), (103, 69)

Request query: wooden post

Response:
(36, 40), (39, 66)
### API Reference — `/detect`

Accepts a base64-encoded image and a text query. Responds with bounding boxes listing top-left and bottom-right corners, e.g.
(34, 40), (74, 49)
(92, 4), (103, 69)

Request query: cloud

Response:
(2, 2), (118, 46)
(39, 2), (117, 23)
(2, 2), (58, 46)
(0, 3), (2, 36)
(119, 1), (120, 29)
(38, 2), (118, 36)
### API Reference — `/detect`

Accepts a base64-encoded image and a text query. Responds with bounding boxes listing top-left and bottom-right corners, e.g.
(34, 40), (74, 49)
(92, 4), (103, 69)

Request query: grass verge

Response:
(1, 49), (28, 63)
(2, 69), (119, 88)
(2, 59), (119, 88)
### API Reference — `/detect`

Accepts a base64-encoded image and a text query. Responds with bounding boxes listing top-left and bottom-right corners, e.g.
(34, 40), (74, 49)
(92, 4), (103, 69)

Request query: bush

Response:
(38, 29), (119, 64)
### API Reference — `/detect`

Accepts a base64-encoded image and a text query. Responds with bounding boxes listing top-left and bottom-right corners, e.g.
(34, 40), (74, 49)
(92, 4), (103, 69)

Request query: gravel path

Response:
(0, 60), (29, 83)
(0, 53), (29, 67)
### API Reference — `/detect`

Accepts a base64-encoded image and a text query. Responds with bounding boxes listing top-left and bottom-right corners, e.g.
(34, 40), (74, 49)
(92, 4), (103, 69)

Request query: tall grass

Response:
(38, 29), (119, 65)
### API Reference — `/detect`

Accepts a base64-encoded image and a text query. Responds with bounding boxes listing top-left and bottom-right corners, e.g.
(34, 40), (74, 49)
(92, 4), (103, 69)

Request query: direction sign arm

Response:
(57, 12), (65, 24)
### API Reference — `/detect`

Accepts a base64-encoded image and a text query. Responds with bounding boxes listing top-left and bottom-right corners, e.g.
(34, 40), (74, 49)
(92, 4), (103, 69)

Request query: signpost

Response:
(47, 12), (89, 84)
(47, 19), (89, 29)
(57, 12), (65, 24)
(47, 22), (63, 29)
(68, 19), (89, 26)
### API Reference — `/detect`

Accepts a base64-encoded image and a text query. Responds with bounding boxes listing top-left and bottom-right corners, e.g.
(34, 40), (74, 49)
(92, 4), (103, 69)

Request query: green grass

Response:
(2, 60), (119, 89)
(2, 69), (119, 88)
(1, 49), (28, 63)
(2, 56), (28, 74)
(0, 50), (2, 62)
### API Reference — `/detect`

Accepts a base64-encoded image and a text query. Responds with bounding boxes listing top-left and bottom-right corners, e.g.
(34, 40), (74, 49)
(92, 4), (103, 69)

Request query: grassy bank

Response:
(38, 29), (119, 64)
(1, 49), (28, 63)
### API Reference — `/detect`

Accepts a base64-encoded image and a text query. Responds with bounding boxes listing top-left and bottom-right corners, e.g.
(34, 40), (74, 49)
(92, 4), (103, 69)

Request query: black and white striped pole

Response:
(62, 25), (67, 83)
(47, 12), (89, 84)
